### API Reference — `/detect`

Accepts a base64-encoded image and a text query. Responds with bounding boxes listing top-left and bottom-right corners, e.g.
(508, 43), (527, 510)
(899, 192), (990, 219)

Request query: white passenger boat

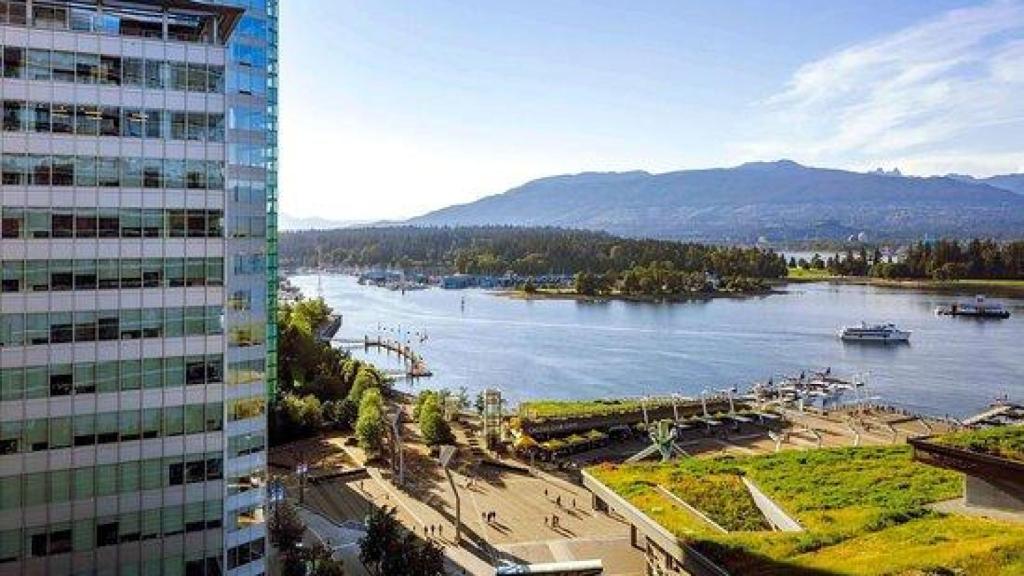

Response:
(838, 322), (911, 343)
(936, 295), (1011, 319)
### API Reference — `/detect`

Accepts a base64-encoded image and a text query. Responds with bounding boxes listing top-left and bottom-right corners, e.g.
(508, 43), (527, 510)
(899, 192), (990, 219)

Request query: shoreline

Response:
(496, 287), (782, 303)
(780, 275), (1024, 297)
(290, 269), (1024, 298)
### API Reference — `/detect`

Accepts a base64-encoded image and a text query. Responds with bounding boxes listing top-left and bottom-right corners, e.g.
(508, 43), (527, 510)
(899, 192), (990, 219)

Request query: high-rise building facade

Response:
(0, 1), (274, 574)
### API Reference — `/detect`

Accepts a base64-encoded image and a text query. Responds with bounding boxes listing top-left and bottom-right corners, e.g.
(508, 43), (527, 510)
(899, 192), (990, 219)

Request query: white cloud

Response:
(740, 0), (1024, 177)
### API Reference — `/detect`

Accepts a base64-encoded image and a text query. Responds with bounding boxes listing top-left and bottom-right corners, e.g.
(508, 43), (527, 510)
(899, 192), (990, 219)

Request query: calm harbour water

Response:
(288, 274), (1024, 418)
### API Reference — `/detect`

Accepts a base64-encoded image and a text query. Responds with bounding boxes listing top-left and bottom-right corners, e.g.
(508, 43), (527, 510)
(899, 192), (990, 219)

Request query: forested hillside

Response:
(280, 226), (789, 279)
(406, 161), (1024, 241)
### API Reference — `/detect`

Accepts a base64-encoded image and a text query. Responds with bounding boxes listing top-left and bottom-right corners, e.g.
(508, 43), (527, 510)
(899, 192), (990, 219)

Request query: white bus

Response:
(496, 559), (603, 575)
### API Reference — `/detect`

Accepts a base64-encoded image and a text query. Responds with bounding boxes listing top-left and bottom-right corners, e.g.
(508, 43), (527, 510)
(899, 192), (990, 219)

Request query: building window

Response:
(72, 468), (93, 500)
(26, 49), (50, 81)
(32, 3), (68, 29)
(96, 521), (119, 547)
(2, 47), (25, 79)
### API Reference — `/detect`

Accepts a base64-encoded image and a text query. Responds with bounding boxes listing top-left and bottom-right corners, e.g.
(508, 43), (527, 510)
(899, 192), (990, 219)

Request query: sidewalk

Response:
(295, 504), (373, 576)
(363, 465), (497, 575)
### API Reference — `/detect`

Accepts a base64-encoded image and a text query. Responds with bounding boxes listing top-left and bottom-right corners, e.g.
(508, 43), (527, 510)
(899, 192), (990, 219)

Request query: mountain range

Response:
(278, 214), (372, 231)
(947, 173), (1024, 195)
(407, 161), (1024, 242)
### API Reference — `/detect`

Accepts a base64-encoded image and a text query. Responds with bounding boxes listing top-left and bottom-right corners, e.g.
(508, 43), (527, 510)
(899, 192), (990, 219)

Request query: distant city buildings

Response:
(0, 1), (276, 574)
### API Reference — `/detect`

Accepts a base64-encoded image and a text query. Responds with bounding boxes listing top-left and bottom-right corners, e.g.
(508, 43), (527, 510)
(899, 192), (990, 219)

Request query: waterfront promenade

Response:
(269, 398), (960, 574)
(272, 422), (647, 574)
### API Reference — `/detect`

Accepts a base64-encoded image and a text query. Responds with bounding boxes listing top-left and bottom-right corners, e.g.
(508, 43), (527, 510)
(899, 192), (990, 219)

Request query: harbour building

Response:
(0, 1), (277, 574)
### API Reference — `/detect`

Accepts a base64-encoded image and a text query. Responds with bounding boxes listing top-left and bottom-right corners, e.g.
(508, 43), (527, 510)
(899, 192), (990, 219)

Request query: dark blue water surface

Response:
(289, 274), (1023, 418)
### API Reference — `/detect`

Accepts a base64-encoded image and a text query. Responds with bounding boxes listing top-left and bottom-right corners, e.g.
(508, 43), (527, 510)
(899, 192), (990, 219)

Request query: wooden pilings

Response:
(363, 335), (432, 378)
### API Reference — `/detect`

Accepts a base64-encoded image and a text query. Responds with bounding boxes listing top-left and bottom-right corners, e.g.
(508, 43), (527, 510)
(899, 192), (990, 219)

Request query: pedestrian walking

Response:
(544, 516), (548, 527)
(556, 495), (561, 507)
(572, 498), (576, 508)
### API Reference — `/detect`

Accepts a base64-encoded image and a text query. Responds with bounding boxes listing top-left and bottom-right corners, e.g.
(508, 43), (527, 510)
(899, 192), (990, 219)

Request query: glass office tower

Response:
(0, 1), (274, 574)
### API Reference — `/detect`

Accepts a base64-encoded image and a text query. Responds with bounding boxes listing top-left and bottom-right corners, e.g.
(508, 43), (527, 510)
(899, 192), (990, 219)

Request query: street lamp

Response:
(269, 477), (286, 538)
(296, 462), (309, 505)
(438, 444), (461, 544)
(386, 412), (405, 486)
(717, 386), (737, 415)
(269, 477), (286, 506)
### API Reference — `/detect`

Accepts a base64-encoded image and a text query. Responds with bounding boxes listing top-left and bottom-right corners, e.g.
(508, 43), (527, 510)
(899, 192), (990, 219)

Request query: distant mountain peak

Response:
(407, 160), (1024, 242)
(279, 213), (372, 231)
(871, 167), (903, 177)
(737, 159), (805, 170)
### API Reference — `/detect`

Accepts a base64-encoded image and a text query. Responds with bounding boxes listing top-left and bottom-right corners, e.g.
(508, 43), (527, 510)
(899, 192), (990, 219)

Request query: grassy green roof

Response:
(518, 398), (676, 420)
(590, 445), (1024, 575)
(934, 425), (1024, 463)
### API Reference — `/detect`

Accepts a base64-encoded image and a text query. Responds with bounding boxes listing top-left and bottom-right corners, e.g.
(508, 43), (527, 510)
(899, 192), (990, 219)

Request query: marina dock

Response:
(361, 335), (432, 378)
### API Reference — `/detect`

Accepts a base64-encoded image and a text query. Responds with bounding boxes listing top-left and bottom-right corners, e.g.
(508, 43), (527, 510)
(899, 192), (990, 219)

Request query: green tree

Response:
(355, 388), (386, 455)
(281, 393), (324, 432)
(347, 366), (381, 405)
(325, 398), (358, 430)
(418, 395), (453, 447)
(306, 542), (347, 576)
(359, 506), (443, 576)
(574, 271), (598, 295)
(359, 506), (402, 576)
(406, 537), (445, 576)
(268, 500), (306, 554)
(412, 390), (437, 420)
(283, 541), (346, 576)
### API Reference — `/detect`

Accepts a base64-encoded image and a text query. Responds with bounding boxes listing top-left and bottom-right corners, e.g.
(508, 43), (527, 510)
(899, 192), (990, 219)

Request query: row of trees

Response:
(791, 240), (1024, 281)
(790, 246), (875, 277)
(355, 387), (386, 456)
(877, 239), (1024, 280)
(270, 297), (447, 575)
(575, 263), (769, 296)
(281, 225), (789, 279)
(272, 296), (388, 443)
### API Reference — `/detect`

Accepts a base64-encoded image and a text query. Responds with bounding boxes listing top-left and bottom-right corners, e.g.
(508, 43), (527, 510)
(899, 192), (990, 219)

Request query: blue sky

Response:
(279, 0), (1024, 221)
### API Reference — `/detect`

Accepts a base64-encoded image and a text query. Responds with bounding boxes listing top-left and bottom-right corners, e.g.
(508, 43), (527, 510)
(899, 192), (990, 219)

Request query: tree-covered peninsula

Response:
(281, 225), (788, 296)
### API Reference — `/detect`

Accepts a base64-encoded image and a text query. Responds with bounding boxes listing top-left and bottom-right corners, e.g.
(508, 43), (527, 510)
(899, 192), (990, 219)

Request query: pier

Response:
(362, 335), (432, 378)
